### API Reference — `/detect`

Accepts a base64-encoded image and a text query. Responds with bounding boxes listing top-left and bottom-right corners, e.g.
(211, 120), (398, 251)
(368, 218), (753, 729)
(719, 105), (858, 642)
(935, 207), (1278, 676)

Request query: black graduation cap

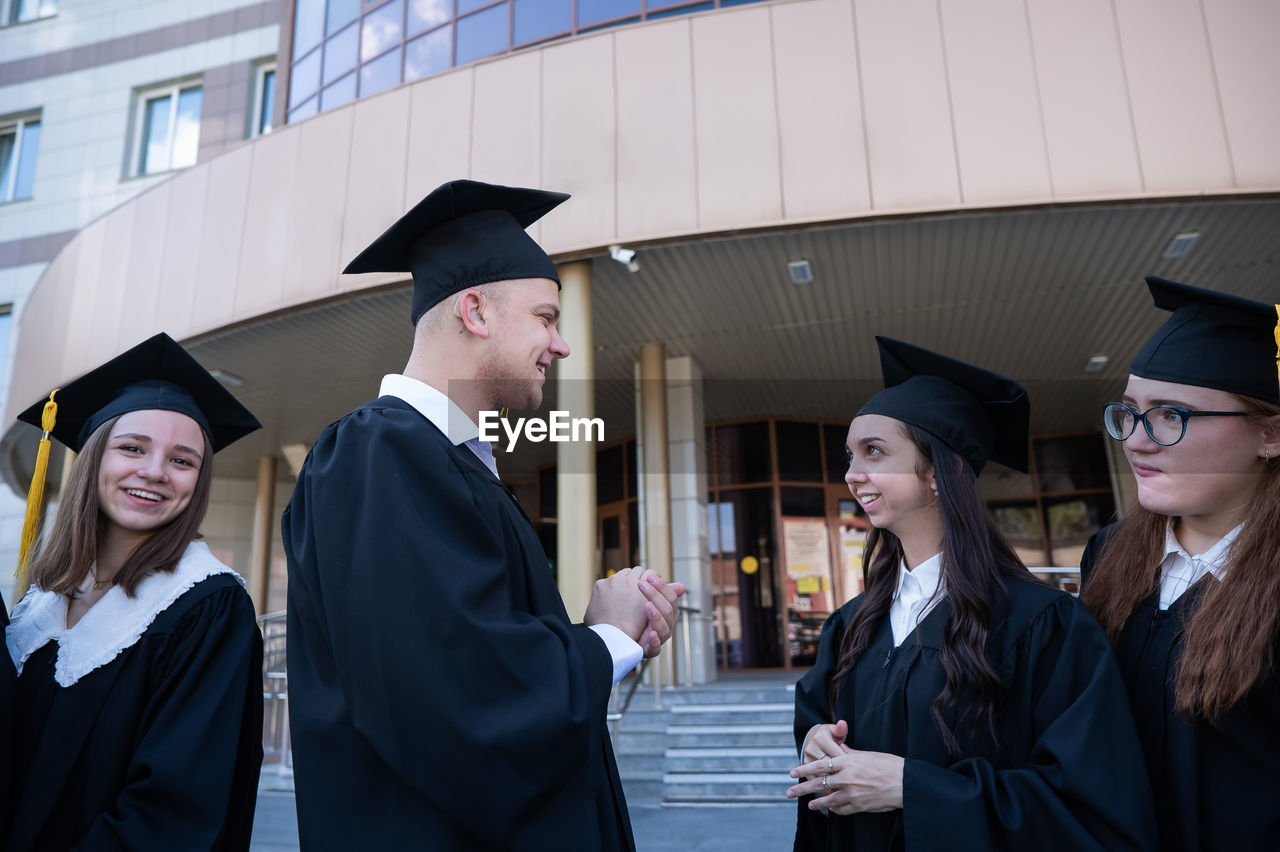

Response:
(1131, 276), (1279, 404)
(343, 179), (570, 325)
(16, 332), (261, 453)
(856, 336), (1030, 474)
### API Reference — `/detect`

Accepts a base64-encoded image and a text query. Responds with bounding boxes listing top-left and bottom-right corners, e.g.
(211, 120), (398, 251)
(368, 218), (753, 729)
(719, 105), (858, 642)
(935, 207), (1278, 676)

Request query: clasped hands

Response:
(785, 720), (905, 815)
(584, 566), (685, 658)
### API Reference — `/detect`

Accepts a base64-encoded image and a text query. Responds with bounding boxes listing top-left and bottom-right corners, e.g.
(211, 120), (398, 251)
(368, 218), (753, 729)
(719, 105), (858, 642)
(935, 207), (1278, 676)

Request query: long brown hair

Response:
(829, 424), (1033, 756)
(1082, 394), (1280, 721)
(29, 414), (215, 598)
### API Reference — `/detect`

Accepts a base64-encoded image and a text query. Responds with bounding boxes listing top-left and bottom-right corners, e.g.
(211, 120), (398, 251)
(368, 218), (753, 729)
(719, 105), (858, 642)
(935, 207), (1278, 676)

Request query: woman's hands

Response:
(787, 739), (905, 815)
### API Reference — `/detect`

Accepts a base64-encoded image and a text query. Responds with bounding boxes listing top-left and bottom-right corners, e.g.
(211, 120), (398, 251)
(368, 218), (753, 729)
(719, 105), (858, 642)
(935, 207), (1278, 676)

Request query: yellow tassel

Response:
(15, 390), (57, 593)
(1274, 305), (1279, 397)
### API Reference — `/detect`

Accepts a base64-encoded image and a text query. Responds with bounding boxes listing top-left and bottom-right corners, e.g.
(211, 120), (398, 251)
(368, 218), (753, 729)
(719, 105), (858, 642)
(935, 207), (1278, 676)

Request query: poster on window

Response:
(783, 518), (831, 579)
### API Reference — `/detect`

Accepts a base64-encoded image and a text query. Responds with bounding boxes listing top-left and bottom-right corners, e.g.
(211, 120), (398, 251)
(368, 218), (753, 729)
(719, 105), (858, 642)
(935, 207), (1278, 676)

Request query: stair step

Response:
(666, 724), (791, 735)
(669, 703), (793, 714)
(663, 795), (796, 808)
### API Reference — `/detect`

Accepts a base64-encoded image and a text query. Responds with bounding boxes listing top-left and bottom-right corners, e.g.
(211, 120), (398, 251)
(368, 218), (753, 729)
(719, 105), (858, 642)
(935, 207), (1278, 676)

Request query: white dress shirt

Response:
(889, 552), (945, 647)
(379, 373), (642, 684)
(1157, 522), (1242, 610)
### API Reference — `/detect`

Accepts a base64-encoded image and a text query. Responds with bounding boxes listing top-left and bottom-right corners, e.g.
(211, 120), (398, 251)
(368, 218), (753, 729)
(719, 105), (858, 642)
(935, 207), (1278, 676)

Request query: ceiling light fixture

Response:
(209, 368), (245, 387)
(1084, 354), (1109, 373)
(787, 259), (813, 285)
(1161, 231), (1200, 260)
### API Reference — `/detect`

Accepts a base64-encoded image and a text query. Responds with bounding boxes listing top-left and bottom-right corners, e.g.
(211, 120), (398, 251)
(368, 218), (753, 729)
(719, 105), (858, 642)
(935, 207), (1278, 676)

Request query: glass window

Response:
(140, 94), (172, 174)
(714, 422), (771, 485)
(822, 423), (849, 484)
(320, 71), (357, 110)
(990, 501), (1045, 567)
(780, 486), (824, 516)
(647, 1), (712, 18)
(324, 22), (359, 85)
(8, 0), (56, 24)
(539, 465), (557, 521)
(288, 95), (319, 123)
(293, 0), (325, 56)
(171, 87), (201, 169)
(359, 46), (402, 95)
(136, 85), (202, 176)
(326, 0), (359, 35)
(251, 66), (276, 136)
(513, 0), (570, 45)
(456, 4), (508, 65)
(1045, 493), (1115, 568)
(577, 0), (639, 27)
(404, 25), (452, 82)
(1034, 434), (1110, 492)
(596, 444), (625, 505)
(407, 0), (451, 37)
(290, 48), (322, 109)
(0, 116), (39, 202)
(776, 421), (822, 482)
(457, 0), (495, 12)
(361, 0), (403, 61)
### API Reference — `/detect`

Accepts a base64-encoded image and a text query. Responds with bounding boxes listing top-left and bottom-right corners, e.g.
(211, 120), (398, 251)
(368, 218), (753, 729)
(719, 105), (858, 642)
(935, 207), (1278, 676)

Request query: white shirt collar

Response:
(379, 373), (478, 446)
(1157, 521), (1242, 609)
(889, 551), (945, 647)
(895, 552), (944, 602)
(5, 541), (241, 686)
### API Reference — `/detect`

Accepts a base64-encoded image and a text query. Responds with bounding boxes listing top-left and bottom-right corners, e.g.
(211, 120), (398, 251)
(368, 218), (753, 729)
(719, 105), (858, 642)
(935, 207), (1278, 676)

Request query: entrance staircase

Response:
(612, 672), (801, 807)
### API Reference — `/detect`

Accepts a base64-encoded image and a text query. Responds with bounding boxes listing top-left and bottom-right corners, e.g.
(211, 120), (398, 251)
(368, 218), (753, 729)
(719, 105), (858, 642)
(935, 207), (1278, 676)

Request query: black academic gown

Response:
(0, 594), (14, 844)
(793, 576), (1156, 852)
(282, 396), (632, 852)
(1081, 527), (1280, 852)
(5, 562), (263, 851)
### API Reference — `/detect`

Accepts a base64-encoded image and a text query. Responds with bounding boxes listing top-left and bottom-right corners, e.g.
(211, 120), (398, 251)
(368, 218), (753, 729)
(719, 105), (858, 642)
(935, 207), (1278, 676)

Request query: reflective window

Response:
(514, 0), (570, 45)
(324, 22), (359, 84)
(578, 0), (640, 26)
(359, 46), (401, 96)
(457, 0), (494, 12)
(404, 26), (452, 82)
(649, 1), (712, 18)
(136, 84), (201, 175)
(288, 95), (319, 123)
(455, 3), (508, 65)
(321, 72), (357, 110)
(326, 0), (359, 35)
(293, 0), (325, 56)
(251, 65), (276, 136)
(407, 0), (450, 36)
(6, 0), (56, 25)
(290, 48), (322, 109)
(0, 115), (40, 202)
(361, 0), (402, 61)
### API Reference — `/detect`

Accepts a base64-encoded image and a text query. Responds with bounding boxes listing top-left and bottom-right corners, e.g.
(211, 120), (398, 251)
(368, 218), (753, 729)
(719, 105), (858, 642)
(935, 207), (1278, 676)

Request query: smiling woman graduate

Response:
(4, 333), (265, 851)
(789, 337), (1156, 852)
(1080, 278), (1280, 852)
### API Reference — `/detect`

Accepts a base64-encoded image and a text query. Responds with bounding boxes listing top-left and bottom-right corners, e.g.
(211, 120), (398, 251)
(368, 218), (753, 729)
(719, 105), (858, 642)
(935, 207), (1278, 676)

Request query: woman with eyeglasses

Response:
(789, 337), (1155, 852)
(1080, 277), (1280, 852)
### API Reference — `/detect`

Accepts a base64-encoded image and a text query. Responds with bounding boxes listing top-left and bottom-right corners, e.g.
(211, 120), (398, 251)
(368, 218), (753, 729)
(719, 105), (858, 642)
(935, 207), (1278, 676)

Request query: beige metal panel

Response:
(190, 145), (254, 336)
(939, 0), (1052, 202)
(155, 166), (211, 336)
(854, 0), (962, 210)
(117, 183), (171, 352)
(283, 107), (355, 303)
(234, 126), (300, 317)
(60, 218), (106, 378)
(771, 0), (870, 219)
(614, 20), (698, 240)
(471, 52), (542, 232)
(691, 8), (783, 227)
(1025, 0), (1143, 197)
(84, 205), (137, 369)
(9, 238), (78, 411)
(540, 34), (617, 250)
(1114, 0), (1234, 192)
(405, 68), (474, 206)
(337, 88), (413, 292)
(1202, 0), (1280, 186)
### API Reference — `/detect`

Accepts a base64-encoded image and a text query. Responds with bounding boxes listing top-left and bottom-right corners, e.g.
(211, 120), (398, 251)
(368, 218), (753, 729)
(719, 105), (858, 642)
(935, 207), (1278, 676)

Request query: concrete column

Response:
(664, 356), (714, 684)
(1103, 433), (1136, 519)
(638, 343), (675, 686)
(555, 260), (596, 622)
(248, 455), (277, 615)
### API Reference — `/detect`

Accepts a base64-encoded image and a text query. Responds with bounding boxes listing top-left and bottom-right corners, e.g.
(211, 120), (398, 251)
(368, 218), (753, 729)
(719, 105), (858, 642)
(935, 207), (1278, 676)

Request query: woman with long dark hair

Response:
(1080, 277), (1280, 851)
(5, 333), (264, 850)
(789, 337), (1154, 851)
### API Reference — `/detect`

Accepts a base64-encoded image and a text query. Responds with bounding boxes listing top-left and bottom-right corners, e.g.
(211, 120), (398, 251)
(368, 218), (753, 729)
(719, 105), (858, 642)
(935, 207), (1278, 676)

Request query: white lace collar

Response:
(5, 541), (242, 686)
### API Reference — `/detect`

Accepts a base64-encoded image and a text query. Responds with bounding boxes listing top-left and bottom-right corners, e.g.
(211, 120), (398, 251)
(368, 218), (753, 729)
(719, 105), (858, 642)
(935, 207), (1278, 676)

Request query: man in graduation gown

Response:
(283, 180), (684, 851)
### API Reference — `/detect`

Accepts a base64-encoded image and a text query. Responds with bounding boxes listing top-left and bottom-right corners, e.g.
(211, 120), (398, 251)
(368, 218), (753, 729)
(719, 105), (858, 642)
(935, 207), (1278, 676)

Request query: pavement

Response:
(250, 793), (796, 851)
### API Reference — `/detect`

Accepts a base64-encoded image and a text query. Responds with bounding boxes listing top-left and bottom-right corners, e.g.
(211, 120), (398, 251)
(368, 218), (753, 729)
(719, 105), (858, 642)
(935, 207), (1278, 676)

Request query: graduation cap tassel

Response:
(1274, 305), (1279, 396)
(15, 390), (58, 593)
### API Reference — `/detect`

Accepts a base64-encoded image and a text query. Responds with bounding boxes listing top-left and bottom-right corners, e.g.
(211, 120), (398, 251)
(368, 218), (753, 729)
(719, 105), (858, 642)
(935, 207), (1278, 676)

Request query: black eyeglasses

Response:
(1101, 402), (1252, 447)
